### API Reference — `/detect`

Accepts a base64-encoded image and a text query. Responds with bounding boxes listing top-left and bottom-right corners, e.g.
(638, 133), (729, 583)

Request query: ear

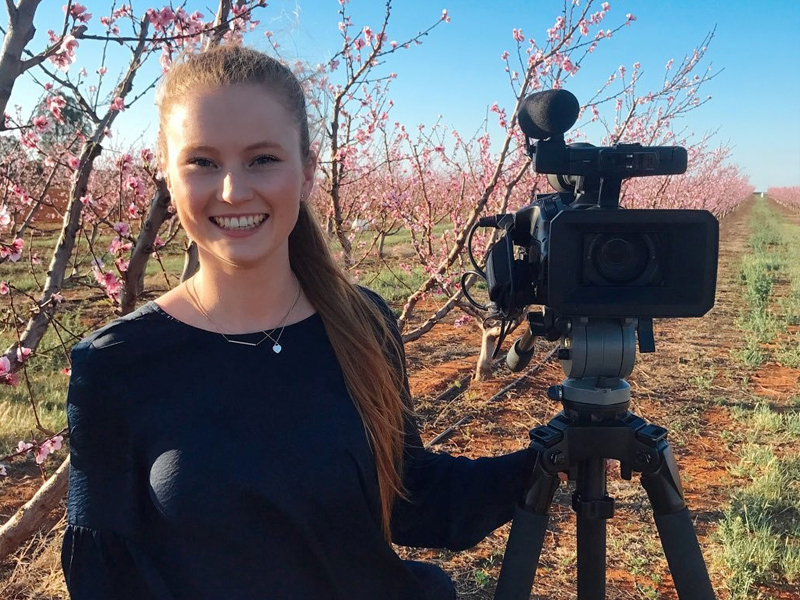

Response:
(300, 150), (317, 203)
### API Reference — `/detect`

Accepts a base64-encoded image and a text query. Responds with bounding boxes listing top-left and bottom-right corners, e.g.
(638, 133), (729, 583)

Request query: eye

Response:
(187, 157), (214, 168)
(253, 154), (279, 165)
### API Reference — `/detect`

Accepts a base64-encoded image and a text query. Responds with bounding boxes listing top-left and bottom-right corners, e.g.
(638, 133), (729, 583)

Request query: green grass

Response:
(732, 199), (800, 368)
(0, 309), (87, 458)
(716, 199), (800, 598)
(715, 420), (800, 598)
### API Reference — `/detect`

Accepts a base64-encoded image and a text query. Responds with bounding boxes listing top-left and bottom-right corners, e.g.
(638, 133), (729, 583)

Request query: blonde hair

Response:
(155, 43), (411, 541)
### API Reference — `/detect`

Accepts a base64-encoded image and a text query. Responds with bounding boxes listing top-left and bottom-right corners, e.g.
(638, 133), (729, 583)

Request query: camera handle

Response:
(493, 318), (716, 600)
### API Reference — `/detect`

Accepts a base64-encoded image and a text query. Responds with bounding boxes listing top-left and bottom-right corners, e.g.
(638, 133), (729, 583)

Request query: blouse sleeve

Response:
(359, 287), (536, 551)
(61, 340), (173, 600)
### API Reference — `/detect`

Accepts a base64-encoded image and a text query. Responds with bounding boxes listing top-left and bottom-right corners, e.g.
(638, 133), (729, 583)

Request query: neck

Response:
(189, 253), (302, 333)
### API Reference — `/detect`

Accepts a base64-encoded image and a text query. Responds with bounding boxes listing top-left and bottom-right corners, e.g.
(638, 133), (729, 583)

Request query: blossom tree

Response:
(768, 186), (800, 209)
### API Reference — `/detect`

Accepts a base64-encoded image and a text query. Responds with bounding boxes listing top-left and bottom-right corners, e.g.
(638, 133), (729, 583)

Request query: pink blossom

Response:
(35, 444), (50, 464)
(125, 175), (145, 197)
(20, 131), (37, 149)
(80, 194), (93, 206)
(146, 7), (175, 32)
(601, 2), (610, 10)
(128, 203), (140, 218)
(110, 97), (125, 111)
(52, 292), (64, 303)
(17, 441), (33, 454)
(1, 238), (23, 262)
(49, 34), (79, 72)
(512, 28), (525, 42)
(109, 237), (132, 256)
(454, 314), (472, 328)
(117, 153), (133, 170)
(140, 148), (154, 164)
(48, 95), (67, 121)
(16, 346), (31, 362)
(441, 9), (450, 23)
(92, 266), (122, 300)
(33, 116), (50, 132)
(97, 66), (108, 76)
(0, 281), (8, 295)
(67, 155), (80, 169)
(626, 13), (636, 23)
(64, 3), (92, 23)
(61, 367), (71, 376)
(579, 19), (589, 36)
(562, 56), (578, 75)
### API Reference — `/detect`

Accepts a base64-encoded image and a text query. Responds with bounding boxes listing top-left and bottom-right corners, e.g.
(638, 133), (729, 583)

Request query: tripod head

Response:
(507, 309), (652, 417)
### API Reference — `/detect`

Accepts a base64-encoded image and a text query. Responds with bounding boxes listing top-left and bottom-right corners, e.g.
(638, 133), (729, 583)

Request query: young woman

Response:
(61, 44), (536, 600)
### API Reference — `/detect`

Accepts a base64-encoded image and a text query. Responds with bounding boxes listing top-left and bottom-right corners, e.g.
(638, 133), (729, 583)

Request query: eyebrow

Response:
(181, 141), (282, 154)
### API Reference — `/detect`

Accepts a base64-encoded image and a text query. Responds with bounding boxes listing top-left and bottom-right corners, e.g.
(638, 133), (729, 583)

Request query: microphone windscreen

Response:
(518, 90), (580, 139)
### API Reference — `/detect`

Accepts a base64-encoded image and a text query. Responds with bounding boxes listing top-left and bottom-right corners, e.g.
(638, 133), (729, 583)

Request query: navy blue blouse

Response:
(61, 288), (535, 599)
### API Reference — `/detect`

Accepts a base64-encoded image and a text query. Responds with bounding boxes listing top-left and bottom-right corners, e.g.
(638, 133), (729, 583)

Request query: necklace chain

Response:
(188, 276), (301, 352)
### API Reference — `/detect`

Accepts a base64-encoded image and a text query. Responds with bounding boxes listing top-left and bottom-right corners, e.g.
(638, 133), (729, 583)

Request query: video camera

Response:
(464, 89), (719, 353)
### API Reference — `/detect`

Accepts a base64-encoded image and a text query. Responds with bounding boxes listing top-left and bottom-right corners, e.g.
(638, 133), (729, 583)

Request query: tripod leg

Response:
(494, 455), (560, 600)
(641, 442), (716, 600)
(575, 457), (612, 600)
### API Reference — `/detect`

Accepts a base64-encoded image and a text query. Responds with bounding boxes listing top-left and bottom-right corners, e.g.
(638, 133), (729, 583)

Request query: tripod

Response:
(494, 316), (717, 600)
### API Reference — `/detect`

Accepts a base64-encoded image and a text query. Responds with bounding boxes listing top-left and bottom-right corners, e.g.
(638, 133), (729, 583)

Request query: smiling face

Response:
(161, 83), (315, 273)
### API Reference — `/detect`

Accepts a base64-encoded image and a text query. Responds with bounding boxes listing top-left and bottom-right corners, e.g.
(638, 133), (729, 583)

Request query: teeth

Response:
(212, 214), (267, 230)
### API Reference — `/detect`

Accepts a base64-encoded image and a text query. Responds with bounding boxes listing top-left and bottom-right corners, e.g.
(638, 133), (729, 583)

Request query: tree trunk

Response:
(0, 456), (70, 562)
(0, 0), (42, 130)
(475, 325), (502, 381)
(378, 231), (387, 258)
(119, 181), (171, 315)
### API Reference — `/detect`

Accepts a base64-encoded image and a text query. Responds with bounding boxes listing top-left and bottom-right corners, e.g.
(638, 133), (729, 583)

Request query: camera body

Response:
(484, 193), (719, 318)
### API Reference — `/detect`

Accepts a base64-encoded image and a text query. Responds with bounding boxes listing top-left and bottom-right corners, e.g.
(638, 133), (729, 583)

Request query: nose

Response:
(220, 168), (253, 205)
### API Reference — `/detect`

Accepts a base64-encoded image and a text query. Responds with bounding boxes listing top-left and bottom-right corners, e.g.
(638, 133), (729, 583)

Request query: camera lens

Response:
(591, 233), (650, 283)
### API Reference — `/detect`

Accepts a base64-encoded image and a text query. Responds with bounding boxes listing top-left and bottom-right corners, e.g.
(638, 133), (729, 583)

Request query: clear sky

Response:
(6, 0), (800, 191)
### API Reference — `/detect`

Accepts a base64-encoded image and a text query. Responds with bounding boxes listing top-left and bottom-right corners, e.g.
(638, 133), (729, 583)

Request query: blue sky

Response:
(6, 0), (800, 191)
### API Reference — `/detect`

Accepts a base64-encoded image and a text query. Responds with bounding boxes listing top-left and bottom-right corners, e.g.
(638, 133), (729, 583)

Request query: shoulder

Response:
(355, 285), (397, 323)
(70, 302), (163, 369)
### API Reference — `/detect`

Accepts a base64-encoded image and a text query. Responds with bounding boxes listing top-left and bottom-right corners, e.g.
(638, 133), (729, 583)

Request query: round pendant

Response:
(272, 343), (282, 354)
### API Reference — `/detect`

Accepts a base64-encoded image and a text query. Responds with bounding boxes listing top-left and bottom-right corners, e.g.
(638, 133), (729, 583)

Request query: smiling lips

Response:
(210, 214), (268, 230)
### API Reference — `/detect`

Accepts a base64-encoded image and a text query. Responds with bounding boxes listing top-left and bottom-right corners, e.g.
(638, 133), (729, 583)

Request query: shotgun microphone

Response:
(517, 89), (580, 140)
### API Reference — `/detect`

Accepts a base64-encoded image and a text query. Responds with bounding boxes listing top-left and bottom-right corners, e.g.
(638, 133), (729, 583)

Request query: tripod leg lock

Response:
(571, 492), (614, 519)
